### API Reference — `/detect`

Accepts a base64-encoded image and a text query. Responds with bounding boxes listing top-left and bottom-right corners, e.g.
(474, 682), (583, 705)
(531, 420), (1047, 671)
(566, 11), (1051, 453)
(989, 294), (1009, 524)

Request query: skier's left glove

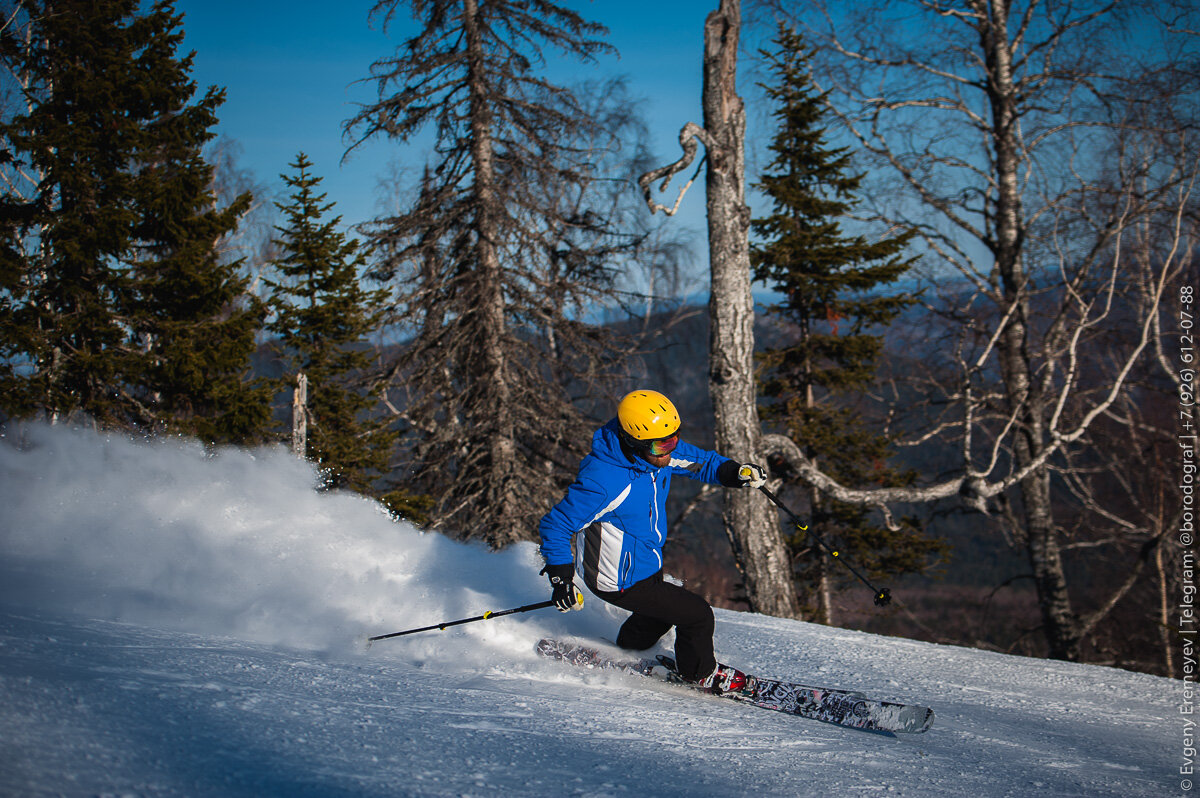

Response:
(540, 563), (583, 612)
(737, 463), (768, 489)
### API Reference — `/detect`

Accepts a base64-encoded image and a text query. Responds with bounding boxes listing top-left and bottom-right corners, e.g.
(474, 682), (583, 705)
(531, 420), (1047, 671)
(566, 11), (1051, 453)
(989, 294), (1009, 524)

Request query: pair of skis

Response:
(535, 638), (934, 735)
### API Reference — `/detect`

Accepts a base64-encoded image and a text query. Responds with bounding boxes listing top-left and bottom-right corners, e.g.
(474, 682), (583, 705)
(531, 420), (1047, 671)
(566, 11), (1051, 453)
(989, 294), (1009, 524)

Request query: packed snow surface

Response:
(0, 424), (1183, 796)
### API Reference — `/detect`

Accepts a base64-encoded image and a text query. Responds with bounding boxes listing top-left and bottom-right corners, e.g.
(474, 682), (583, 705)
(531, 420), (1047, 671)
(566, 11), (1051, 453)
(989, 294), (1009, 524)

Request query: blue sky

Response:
(174, 1), (741, 248)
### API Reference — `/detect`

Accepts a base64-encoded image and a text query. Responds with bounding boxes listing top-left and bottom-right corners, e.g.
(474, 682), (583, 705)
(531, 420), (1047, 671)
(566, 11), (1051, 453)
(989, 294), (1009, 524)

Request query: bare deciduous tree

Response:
(760, 0), (1198, 661)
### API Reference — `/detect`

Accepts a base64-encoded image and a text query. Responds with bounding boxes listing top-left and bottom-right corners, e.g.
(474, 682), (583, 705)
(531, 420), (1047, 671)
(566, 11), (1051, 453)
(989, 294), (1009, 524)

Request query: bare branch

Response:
(636, 121), (713, 216)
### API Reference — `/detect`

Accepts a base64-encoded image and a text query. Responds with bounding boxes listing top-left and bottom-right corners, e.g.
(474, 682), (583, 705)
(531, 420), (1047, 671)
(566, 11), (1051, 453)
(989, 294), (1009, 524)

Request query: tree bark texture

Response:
(702, 0), (800, 619)
(463, 0), (520, 542)
(291, 372), (307, 458)
(983, 0), (1079, 659)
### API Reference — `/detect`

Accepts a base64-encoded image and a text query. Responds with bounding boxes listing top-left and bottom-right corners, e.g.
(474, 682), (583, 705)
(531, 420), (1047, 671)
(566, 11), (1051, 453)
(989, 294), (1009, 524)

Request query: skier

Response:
(538, 389), (768, 690)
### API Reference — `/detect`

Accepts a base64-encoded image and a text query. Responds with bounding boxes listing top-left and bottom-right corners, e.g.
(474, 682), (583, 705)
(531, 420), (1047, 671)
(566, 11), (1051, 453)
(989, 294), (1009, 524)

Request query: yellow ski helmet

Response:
(617, 390), (680, 441)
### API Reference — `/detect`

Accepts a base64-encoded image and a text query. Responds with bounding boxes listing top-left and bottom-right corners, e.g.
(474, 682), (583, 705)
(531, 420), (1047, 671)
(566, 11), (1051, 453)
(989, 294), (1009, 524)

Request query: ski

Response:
(535, 637), (663, 677)
(535, 638), (934, 735)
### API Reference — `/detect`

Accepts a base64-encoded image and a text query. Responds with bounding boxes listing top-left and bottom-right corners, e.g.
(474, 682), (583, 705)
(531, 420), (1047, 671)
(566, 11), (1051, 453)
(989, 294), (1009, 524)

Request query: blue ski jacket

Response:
(539, 418), (735, 593)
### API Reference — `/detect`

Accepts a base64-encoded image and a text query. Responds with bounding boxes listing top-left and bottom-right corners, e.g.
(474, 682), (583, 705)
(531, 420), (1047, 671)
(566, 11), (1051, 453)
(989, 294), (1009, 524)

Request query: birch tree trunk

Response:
(702, 0), (800, 619)
(983, 0), (1079, 659)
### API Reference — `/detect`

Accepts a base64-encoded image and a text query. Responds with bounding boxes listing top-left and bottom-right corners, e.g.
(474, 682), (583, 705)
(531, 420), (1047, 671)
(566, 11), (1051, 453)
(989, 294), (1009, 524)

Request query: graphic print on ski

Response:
(536, 638), (934, 735)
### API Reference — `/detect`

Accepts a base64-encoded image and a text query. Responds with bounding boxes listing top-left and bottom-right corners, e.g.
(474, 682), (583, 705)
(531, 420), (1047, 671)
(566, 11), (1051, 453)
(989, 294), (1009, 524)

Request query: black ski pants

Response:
(593, 570), (716, 682)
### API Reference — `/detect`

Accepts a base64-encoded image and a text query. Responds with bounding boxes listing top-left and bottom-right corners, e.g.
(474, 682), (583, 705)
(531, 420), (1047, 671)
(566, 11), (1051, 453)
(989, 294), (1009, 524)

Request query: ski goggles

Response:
(640, 432), (679, 457)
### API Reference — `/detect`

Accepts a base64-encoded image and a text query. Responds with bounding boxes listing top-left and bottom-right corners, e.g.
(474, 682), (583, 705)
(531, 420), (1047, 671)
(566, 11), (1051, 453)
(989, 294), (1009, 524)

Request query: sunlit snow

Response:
(0, 423), (1181, 796)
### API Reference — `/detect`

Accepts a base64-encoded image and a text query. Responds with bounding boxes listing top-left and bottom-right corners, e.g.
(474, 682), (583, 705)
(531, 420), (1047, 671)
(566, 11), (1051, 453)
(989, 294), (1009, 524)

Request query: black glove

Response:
(540, 563), (582, 612)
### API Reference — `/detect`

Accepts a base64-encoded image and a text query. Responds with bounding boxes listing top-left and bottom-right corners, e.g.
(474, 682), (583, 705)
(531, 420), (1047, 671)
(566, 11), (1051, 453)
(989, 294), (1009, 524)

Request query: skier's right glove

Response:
(737, 463), (768, 489)
(540, 563), (583, 612)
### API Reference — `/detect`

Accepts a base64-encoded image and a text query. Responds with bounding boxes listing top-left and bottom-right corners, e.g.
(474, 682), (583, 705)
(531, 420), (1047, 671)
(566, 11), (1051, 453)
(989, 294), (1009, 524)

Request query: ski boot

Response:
(696, 663), (751, 696)
(658, 656), (752, 696)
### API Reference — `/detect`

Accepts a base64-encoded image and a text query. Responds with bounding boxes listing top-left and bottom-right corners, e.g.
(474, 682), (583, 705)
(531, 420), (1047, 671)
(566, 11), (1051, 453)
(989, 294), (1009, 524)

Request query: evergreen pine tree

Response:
(750, 25), (947, 623)
(0, 0), (268, 440)
(266, 153), (392, 495)
(125, 3), (270, 443)
(0, 0), (142, 423)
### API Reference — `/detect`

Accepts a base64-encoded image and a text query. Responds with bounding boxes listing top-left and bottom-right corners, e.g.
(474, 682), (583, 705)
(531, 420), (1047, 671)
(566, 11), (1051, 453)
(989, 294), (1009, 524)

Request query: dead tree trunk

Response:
(291, 372), (307, 458)
(463, 0), (520, 544)
(639, 0), (800, 618)
(703, 2), (799, 619)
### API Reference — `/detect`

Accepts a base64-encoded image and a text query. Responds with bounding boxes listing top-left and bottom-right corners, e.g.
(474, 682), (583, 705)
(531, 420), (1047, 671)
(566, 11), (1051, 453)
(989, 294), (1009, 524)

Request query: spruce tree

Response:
(125, 4), (270, 443)
(0, 0), (267, 440)
(750, 25), (946, 623)
(0, 0), (140, 423)
(266, 153), (392, 494)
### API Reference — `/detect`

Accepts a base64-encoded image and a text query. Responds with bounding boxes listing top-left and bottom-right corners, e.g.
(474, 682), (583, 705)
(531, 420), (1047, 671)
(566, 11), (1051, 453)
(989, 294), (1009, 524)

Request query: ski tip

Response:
(896, 707), (935, 734)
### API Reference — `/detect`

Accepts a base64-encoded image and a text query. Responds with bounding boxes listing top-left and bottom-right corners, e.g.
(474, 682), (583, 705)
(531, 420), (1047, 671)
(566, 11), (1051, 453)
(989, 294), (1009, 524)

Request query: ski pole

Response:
(367, 595), (579, 644)
(757, 485), (893, 607)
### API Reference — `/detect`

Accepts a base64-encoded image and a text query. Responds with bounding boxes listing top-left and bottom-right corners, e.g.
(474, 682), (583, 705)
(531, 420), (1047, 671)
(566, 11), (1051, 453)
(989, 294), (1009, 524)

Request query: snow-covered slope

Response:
(0, 424), (1181, 797)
